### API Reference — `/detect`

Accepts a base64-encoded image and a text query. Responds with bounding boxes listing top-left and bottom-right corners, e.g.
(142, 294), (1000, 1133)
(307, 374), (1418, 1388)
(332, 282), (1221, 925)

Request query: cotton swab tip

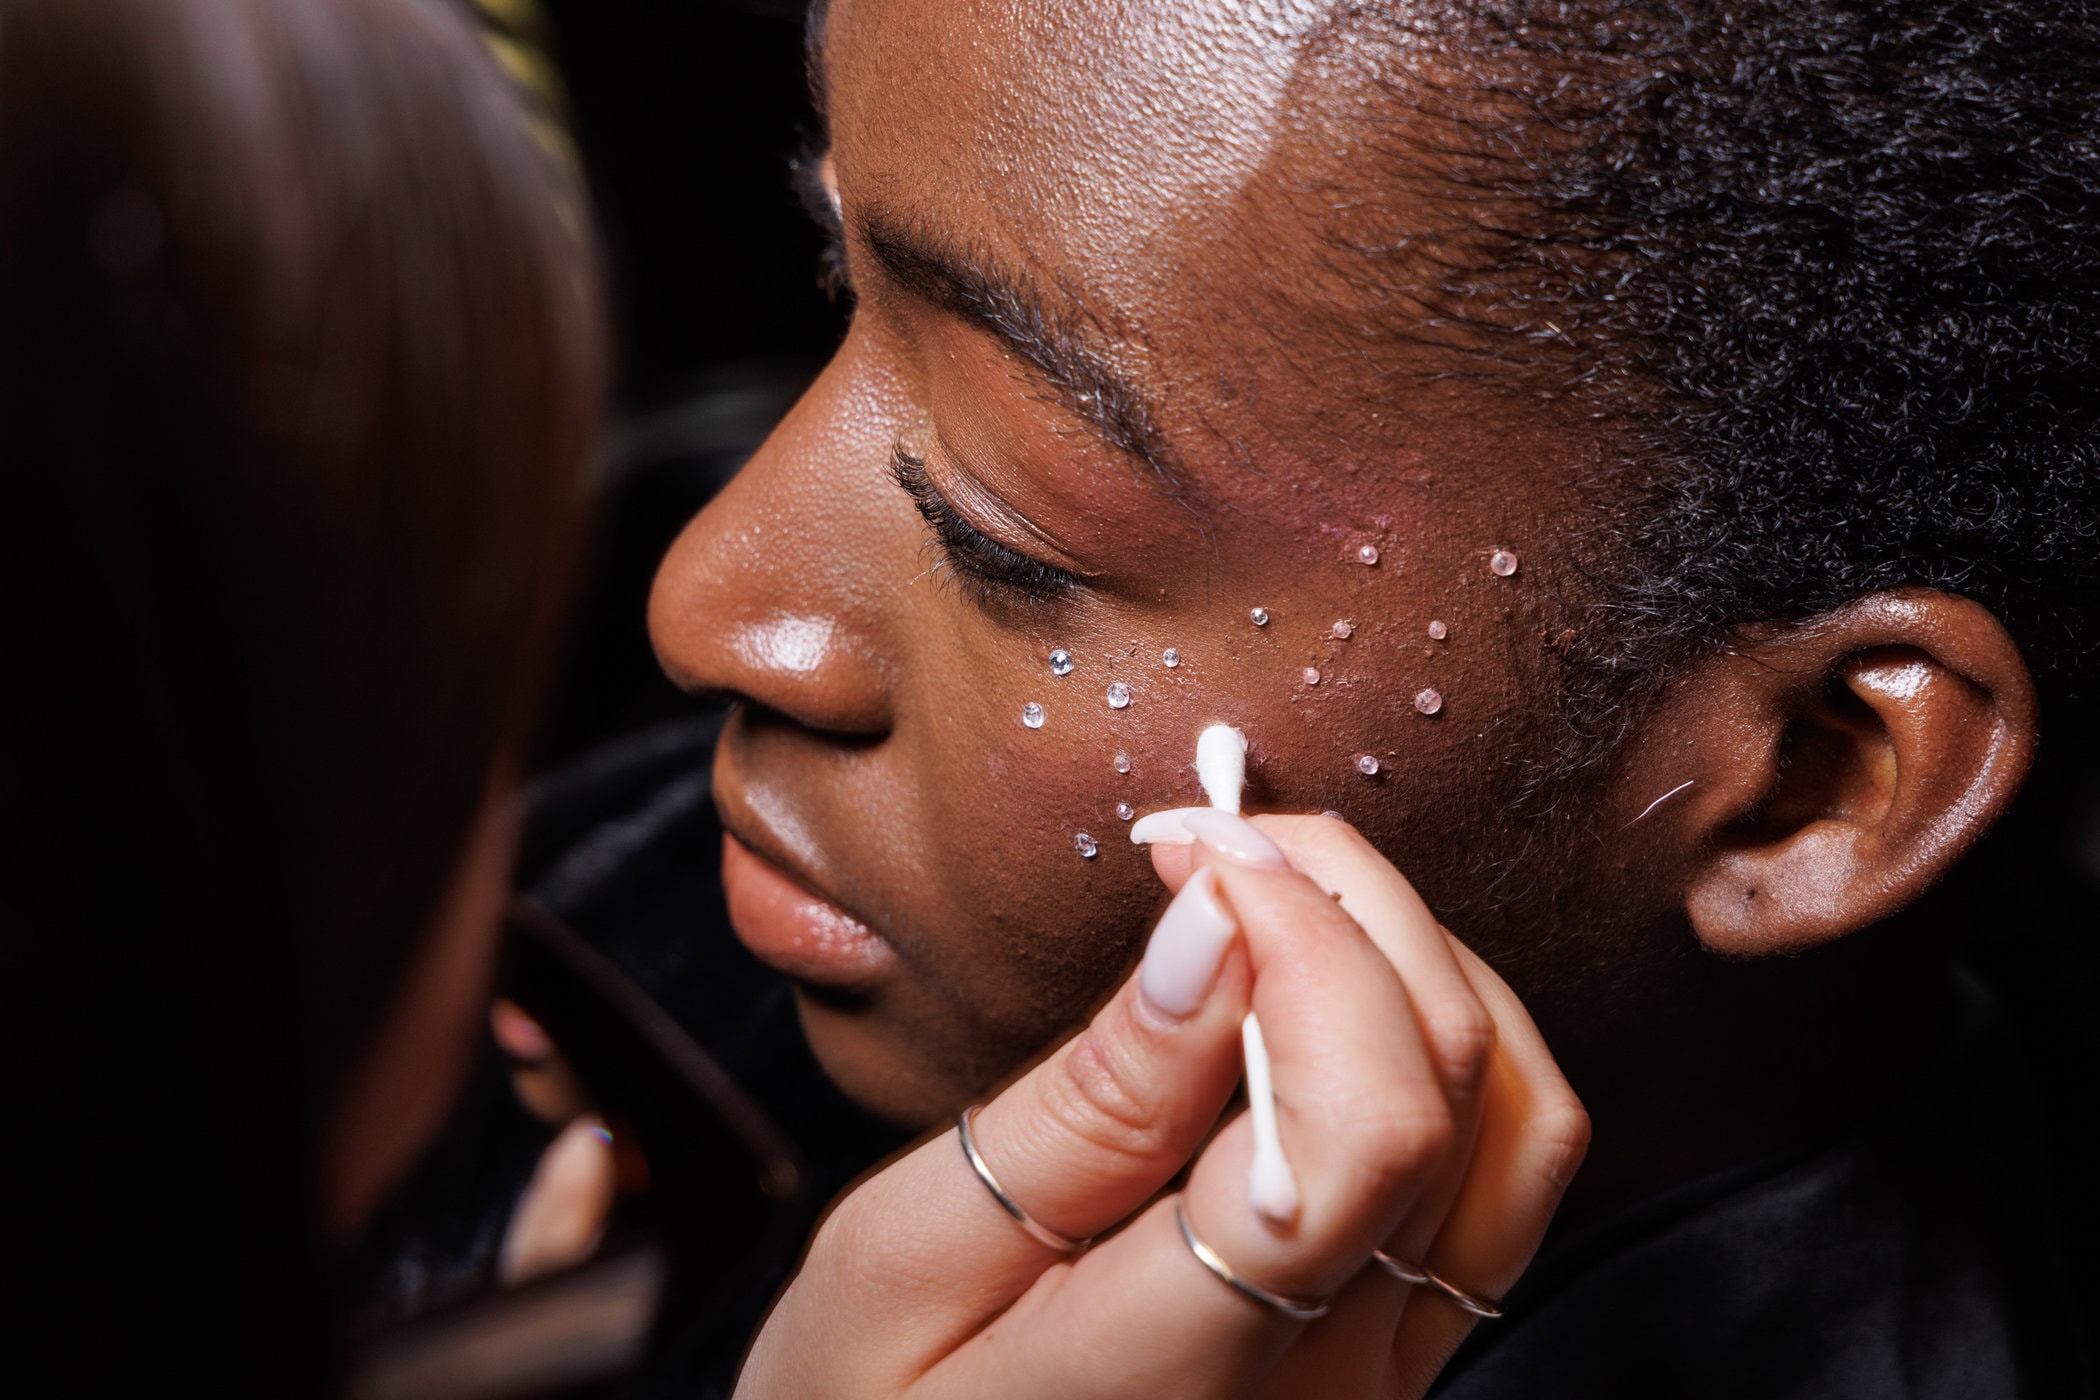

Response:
(1196, 725), (1248, 814)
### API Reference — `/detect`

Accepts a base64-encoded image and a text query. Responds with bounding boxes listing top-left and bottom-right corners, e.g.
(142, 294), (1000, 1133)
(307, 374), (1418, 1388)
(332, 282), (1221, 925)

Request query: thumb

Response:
(747, 870), (1251, 1390)
(972, 866), (1253, 1249)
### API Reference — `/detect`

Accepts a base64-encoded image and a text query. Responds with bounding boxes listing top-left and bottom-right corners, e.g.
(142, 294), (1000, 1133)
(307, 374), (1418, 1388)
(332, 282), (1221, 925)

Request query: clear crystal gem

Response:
(1049, 648), (1074, 676)
(1489, 549), (1519, 577)
(1106, 681), (1132, 709)
(1414, 688), (1443, 715)
(1073, 832), (1099, 859)
(1355, 753), (1381, 776)
(1020, 702), (1045, 729)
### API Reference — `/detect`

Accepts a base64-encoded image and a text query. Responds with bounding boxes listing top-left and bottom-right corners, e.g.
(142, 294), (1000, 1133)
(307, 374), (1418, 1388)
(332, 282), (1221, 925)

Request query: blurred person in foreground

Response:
(0, 1), (1584, 1395)
(1, 0), (602, 1385)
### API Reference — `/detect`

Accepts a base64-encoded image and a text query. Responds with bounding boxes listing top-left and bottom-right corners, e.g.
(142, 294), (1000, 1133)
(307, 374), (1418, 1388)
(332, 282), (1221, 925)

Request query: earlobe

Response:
(1665, 592), (2038, 958)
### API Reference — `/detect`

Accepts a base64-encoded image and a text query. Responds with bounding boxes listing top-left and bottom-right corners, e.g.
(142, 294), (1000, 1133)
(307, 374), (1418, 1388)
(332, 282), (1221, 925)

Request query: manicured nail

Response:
(1140, 867), (1237, 1019)
(1179, 809), (1289, 869)
(1130, 807), (1207, 845)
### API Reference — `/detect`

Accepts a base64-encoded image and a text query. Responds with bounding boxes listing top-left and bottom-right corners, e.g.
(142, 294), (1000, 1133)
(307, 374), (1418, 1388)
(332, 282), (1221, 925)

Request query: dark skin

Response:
(649, 0), (2039, 1224)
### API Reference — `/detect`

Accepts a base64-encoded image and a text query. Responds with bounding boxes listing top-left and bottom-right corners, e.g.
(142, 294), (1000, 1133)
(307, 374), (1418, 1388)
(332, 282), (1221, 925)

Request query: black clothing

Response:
(1435, 981), (2090, 1398)
(373, 716), (2091, 1398)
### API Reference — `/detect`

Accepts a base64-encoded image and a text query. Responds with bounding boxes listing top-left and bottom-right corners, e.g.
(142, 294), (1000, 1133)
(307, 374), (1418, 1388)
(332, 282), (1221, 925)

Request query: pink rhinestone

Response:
(1356, 544), (1380, 566)
(1303, 667), (1322, 686)
(1427, 620), (1448, 640)
(1331, 620), (1354, 640)
(1488, 549), (1519, 577)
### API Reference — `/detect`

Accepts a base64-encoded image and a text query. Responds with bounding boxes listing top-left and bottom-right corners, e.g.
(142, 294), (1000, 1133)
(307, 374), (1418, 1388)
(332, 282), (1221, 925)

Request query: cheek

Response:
(863, 505), (1563, 1083)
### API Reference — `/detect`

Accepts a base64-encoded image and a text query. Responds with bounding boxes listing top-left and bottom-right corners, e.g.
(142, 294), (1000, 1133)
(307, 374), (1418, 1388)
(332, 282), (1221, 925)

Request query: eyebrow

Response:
(854, 208), (1173, 479)
(801, 2), (1170, 477)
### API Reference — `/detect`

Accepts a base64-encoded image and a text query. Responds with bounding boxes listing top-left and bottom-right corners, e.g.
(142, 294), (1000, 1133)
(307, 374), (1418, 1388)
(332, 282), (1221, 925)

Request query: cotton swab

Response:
(1196, 722), (1247, 814)
(1191, 724), (1301, 1226)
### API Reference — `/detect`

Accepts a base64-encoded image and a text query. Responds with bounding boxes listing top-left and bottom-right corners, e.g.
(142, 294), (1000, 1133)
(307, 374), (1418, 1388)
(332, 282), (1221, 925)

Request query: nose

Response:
(647, 360), (899, 737)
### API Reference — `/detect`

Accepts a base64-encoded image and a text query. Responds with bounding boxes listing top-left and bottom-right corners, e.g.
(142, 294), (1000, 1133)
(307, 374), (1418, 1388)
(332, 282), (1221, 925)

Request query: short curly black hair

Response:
(1351, 0), (2100, 773)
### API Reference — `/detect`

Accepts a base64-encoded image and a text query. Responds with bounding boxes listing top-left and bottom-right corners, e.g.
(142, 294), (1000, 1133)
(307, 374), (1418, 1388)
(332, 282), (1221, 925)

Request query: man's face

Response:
(651, 0), (1624, 1123)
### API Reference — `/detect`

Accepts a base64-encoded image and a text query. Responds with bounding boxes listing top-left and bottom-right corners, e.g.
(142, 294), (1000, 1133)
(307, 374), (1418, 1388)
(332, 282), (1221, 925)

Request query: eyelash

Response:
(890, 446), (1082, 606)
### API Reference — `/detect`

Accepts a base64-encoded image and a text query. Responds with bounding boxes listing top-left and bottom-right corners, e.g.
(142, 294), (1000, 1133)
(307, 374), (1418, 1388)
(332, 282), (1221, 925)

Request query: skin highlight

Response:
(648, 0), (2042, 1223)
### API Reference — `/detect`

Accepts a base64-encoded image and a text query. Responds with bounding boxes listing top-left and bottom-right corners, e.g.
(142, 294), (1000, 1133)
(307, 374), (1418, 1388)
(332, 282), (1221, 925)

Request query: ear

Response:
(1632, 591), (2038, 958)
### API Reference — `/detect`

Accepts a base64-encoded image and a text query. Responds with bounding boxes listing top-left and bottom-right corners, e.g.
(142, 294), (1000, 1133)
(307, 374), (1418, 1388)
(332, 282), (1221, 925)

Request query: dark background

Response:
(536, 0), (847, 763)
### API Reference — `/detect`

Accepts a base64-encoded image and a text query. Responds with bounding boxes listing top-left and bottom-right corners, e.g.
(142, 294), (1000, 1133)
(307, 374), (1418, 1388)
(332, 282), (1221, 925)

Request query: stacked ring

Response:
(957, 1105), (1090, 1255)
(1372, 1249), (1505, 1318)
(1172, 1198), (1332, 1321)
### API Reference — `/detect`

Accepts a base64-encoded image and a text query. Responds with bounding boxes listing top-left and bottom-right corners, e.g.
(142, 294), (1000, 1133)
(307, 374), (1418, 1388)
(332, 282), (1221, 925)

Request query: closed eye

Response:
(890, 446), (1082, 605)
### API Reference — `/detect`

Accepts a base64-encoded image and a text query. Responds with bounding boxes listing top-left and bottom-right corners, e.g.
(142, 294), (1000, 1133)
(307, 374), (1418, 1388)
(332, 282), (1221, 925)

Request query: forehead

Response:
(822, 0), (1356, 308)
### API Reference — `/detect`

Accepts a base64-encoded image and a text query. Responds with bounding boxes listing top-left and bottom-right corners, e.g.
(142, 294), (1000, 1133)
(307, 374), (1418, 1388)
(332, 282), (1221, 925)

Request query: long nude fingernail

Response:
(1179, 809), (1289, 869)
(1140, 866), (1237, 1019)
(1130, 807), (1207, 845)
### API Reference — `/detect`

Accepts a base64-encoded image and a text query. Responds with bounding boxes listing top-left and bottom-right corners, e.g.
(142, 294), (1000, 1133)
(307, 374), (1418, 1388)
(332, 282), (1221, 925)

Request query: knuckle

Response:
(1420, 1002), (1498, 1091)
(1341, 1094), (1455, 1193)
(1532, 1092), (1594, 1187)
(1039, 1026), (1176, 1165)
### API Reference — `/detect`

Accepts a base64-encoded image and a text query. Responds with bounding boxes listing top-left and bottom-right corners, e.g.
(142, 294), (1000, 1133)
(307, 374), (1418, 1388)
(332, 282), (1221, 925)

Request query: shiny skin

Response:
(650, 0), (2035, 1214)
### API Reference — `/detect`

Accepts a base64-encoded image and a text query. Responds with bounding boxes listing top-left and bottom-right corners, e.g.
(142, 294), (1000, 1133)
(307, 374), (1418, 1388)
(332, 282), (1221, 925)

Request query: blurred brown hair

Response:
(0, 0), (606, 1385)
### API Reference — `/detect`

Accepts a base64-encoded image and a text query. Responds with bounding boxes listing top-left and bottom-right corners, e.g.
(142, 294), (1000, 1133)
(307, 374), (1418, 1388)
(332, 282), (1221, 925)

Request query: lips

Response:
(718, 829), (896, 988)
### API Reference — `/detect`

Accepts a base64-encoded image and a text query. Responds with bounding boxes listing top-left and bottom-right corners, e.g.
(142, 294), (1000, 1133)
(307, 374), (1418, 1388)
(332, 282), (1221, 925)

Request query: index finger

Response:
(1150, 813), (1492, 1096)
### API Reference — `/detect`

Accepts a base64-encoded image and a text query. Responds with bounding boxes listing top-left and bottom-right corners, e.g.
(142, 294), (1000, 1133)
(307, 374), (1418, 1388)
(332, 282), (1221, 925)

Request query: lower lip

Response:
(720, 832), (896, 987)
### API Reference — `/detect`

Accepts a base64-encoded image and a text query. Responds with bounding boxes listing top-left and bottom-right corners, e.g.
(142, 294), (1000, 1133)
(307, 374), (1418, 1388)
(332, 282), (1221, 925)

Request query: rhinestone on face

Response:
(1357, 544), (1381, 566)
(1074, 832), (1100, 859)
(1250, 607), (1271, 626)
(1331, 620), (1354, 640)
(1021, 702), (1046, 729)
(1049, 648), (1075, 676)
(1489, 549), (1519, 577)
(1320, 810), (1345, 821)
(1106, 681), (1132, 709)
(1113, 751), (1132, 773)
(1116, 802), (1136, 821)
(1414, 688), (1444, 715)
(1303, 667), (1322, 686)
(1427, 620), (1448, 640)
(1355, 753), (1381, 776)
(1162, 647), (1181, 668)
